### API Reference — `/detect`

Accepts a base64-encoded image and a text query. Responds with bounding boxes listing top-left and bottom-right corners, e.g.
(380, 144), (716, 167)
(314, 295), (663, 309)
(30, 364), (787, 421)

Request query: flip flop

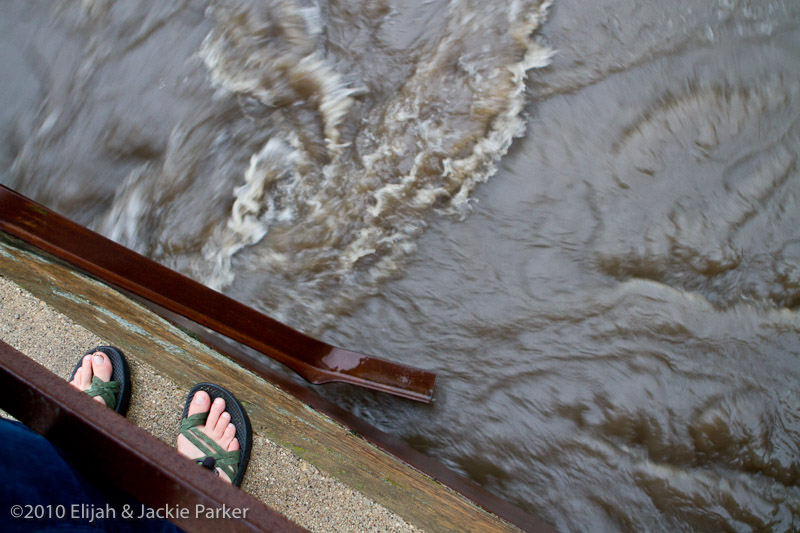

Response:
(179, 383), (252, 487)
(68, 346), (132, 415)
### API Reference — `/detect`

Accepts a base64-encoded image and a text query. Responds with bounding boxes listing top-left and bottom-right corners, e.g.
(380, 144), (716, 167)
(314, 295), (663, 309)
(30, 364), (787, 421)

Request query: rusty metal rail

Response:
(0, 185), (435, 403)
(0, 340), (306, 532)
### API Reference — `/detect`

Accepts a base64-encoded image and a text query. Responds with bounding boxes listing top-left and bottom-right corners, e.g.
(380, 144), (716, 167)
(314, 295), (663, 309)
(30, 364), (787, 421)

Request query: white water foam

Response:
(92, 0), (553, 328)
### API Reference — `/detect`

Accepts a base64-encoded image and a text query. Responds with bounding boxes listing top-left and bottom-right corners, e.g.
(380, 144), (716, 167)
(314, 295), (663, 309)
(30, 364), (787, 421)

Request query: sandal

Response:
(179, 383), (252, 487)
(68, 346), (132, 415)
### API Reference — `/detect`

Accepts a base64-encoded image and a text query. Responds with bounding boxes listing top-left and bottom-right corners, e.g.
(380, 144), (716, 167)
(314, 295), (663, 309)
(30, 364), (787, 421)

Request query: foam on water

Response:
(116, 0), (554, 326)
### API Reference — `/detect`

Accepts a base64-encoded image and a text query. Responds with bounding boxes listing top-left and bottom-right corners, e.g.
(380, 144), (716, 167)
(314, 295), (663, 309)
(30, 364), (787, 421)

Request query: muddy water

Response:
(2, 0), (799, 530)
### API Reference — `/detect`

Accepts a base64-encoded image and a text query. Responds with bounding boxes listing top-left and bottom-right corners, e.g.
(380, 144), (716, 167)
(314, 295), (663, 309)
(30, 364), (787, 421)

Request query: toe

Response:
(91, 352), (113, 382)
(212, 411), (230, 439)
(187, 390), (211, 416)
(78, 355), (94, 389)
(205, 397), (226, 431)
(227, 437), (240, 453)
(70, 367), (82, 388)
(221, 423), (236, 447)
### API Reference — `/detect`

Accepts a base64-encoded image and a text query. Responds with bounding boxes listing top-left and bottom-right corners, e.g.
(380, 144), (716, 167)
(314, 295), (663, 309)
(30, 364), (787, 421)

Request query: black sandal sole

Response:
(181, 382), (253, 487)
(69, 346), (132, 416)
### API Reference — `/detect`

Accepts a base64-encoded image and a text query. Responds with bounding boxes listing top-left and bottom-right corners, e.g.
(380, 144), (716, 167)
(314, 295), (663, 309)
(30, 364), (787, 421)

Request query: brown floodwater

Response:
(2, 0), (799, 530)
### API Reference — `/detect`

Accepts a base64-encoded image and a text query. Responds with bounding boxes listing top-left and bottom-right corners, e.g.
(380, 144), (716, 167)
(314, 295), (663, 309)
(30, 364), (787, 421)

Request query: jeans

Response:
(0, 418), (178, 532)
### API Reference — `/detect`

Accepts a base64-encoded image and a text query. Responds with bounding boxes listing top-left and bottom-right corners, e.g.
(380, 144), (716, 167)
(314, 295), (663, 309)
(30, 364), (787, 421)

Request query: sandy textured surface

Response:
(0, 274), (417, 532)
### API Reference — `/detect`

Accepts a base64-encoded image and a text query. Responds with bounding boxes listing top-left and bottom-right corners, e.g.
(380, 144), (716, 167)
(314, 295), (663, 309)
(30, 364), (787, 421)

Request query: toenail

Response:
(213, 398), (224, 406)
(94, 354), (104, 364)
(193, 393), (205, 404)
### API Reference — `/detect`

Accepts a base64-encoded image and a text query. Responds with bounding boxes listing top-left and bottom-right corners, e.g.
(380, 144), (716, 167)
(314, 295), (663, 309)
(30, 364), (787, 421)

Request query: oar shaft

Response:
(0, 185), (435, 403)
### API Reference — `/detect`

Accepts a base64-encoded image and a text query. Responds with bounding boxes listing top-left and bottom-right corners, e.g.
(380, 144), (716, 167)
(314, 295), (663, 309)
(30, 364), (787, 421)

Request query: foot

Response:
(69, 351), (114, 406)
(177, 391), (240, 484)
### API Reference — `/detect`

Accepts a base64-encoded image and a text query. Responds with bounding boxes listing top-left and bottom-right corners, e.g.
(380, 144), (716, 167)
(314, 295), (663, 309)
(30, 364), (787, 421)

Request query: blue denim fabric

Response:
(0, 418), (178, 532)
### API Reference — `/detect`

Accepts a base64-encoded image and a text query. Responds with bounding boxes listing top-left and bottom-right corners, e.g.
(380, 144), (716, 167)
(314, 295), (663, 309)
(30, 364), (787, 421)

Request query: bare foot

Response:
(177, 390), (240, 484)
(69, 352), (114, 406)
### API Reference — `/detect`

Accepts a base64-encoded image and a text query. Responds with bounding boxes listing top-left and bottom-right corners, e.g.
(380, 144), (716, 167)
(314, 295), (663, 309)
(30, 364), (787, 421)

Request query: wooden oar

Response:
(0, 185), (435, 403)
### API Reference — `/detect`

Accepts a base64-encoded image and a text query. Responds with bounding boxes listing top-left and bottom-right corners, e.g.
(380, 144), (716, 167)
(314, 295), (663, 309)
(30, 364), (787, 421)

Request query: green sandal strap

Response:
(86, 376), (120, 410)
(179, 412), (209, 432)
(180, 414), (241, 481)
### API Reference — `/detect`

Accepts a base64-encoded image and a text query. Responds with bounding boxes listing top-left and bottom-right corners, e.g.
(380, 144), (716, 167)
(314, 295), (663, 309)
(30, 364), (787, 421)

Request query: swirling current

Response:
(1, 0), (799, 530)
